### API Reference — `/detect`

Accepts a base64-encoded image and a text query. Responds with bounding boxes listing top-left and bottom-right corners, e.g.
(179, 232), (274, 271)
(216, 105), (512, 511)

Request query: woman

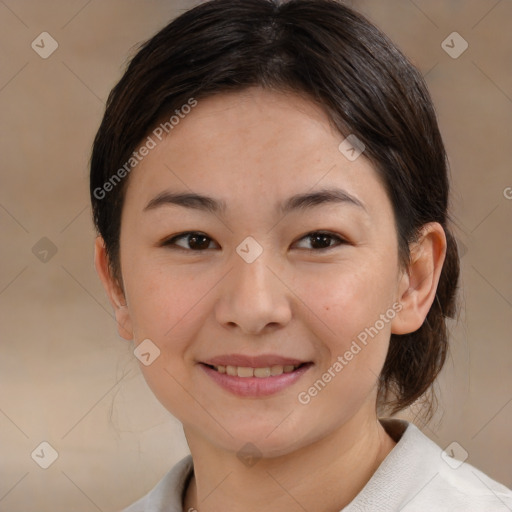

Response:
(90, 0), (512, 510)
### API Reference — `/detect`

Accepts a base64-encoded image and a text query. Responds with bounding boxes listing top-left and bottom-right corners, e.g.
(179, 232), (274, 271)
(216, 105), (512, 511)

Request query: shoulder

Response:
(428, 459), (512, 511)
(345, 419), (512, 512)
(118, 454), (194, 512)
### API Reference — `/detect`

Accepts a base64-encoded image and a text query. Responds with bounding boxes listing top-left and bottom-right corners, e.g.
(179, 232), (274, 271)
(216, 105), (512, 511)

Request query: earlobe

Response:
(391, 223), (447, 335)
(94, 236), (134, 341)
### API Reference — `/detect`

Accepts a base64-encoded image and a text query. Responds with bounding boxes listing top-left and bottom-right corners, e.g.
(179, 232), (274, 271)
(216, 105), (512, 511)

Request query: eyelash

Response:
(161, 231), (349, 252)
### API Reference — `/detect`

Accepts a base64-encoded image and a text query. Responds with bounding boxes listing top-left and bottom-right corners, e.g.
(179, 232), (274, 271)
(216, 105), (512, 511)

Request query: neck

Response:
(183, 411), (396, 512)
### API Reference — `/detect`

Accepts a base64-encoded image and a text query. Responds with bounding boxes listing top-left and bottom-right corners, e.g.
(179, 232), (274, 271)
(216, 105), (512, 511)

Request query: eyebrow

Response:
(143, 187), (367, 215)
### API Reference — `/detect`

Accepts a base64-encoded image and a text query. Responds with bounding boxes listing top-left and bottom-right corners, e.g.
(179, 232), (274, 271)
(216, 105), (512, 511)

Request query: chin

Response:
(214, 421), (313, 460)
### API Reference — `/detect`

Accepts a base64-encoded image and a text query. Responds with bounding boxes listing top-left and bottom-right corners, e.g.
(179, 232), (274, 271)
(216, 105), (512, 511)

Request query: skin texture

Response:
(95, 87), (447, 512)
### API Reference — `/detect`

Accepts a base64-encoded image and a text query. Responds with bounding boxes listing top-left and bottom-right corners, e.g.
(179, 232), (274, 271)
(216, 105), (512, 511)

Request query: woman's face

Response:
(114, 87), (406, 456)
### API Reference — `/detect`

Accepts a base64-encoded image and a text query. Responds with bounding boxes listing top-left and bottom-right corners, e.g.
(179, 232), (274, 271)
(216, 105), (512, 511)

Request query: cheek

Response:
(296, 260), (396, 348)
(123, 264), (213, 417)
(292, 258), (397, 408)
(124, 261), (214, 341)
(293, 265), (394, 423)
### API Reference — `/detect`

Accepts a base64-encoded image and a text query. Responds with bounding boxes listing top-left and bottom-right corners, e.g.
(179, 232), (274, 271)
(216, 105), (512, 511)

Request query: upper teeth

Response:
(213, 364), (301, 378)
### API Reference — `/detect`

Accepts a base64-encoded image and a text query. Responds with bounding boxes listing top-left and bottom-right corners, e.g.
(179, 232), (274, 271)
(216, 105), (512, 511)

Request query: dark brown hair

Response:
(90, 0), (459, 418)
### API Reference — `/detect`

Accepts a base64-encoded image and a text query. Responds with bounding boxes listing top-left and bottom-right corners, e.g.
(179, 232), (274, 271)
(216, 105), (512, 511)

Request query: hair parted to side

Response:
(89, 0), (460, 419)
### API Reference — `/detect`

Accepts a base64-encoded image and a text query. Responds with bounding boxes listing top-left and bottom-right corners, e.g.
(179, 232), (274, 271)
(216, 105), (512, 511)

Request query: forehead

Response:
(123, 87), (392, 221)
(174, 87), (341, 161)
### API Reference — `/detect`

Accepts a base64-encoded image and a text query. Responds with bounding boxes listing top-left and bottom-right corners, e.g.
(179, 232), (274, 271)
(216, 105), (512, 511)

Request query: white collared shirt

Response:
(120, 419), (512, 511)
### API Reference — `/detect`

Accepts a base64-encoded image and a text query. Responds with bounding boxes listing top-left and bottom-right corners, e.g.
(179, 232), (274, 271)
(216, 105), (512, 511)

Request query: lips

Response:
(198, 353), (313, 396)
(201, 354), (310, 378)
(202, 354), (308, 367)
(204, 362), (305, 378)
(199, 359), (313, 397)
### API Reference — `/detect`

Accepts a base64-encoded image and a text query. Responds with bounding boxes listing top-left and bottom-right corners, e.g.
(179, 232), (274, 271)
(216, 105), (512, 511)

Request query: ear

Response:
(391, 223), (447, 335)
(94, 236), (133, 341)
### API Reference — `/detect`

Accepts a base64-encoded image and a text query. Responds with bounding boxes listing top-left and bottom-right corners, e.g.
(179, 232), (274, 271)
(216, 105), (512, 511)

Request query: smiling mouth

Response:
(202, 362), (310, 378)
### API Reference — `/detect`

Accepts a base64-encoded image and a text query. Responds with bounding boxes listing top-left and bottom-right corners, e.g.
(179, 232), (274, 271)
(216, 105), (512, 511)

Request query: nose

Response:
(214, 249), (292, 335)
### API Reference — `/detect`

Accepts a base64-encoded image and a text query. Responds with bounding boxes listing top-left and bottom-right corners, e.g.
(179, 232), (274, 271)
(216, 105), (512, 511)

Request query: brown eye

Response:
(294, 231), (347, 251)
(163, 232), (217, 251)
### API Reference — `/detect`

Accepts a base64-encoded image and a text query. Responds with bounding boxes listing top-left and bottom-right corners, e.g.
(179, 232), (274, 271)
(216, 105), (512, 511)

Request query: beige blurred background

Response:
(0, 0), (511, 510)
